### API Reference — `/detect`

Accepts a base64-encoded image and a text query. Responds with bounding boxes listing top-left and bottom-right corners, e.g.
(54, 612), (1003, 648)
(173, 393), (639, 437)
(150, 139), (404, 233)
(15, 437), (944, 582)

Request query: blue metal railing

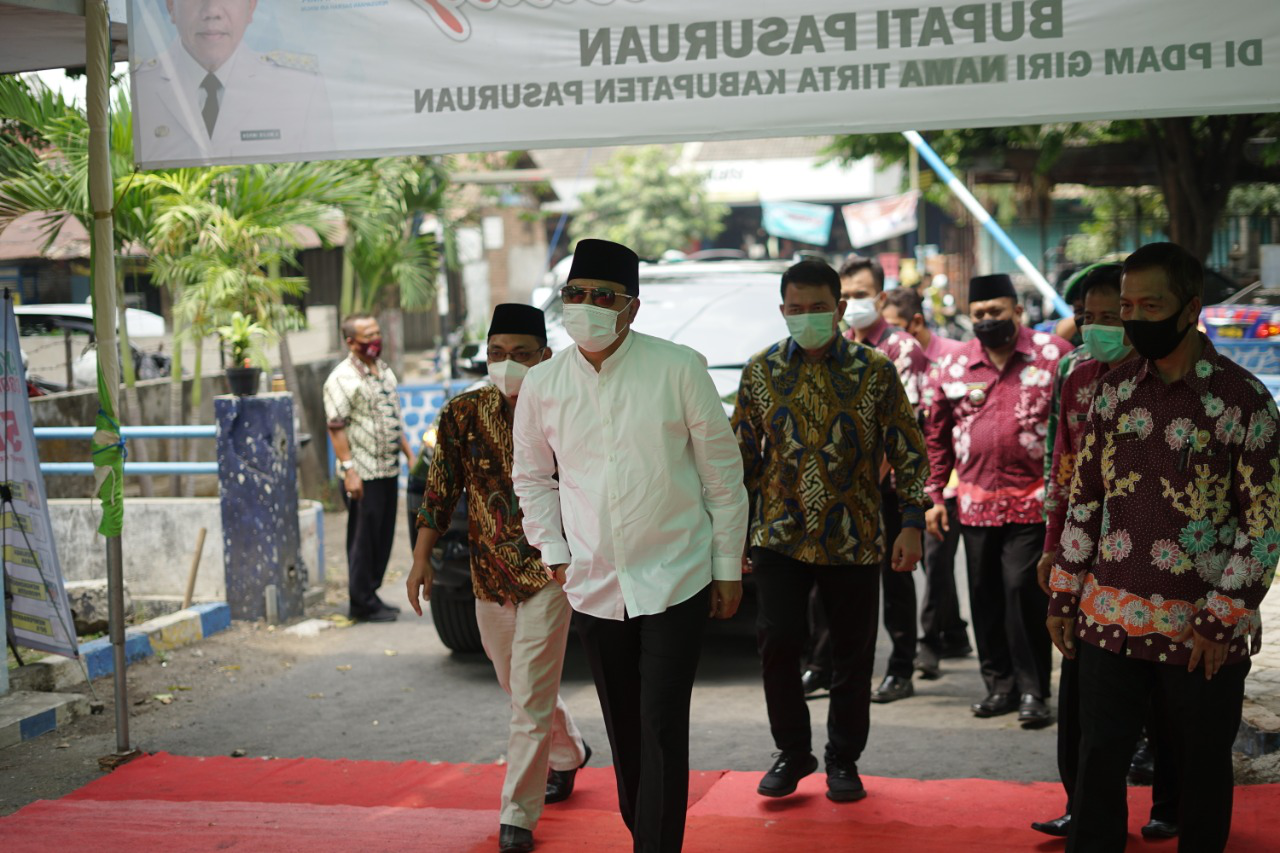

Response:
(34, 426), (218, 476)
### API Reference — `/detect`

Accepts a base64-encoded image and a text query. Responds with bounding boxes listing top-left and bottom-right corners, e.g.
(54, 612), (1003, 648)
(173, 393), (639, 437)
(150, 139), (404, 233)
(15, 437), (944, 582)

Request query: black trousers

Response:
(878, 482), (917, 678)
(960, 522), (1051, 698)
(578, 584), (710, 853)
(343, 476), (398, 617)
(920, 496), (968, 650)
(753, 548), (879, 765)
(1069, 642), (1249, 853)
(1056, 655), (1178, 821)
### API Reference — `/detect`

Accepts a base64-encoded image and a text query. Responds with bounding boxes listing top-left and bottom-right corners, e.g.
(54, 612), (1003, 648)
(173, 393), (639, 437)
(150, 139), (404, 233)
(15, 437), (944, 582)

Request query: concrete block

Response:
(192, 602), (231, 637)
(0, 691), (91, 747)
(64, 579), (134, 635)
(142, 610), (203, 653)
(218, 394), (305, 622)
(82, 631), (153, 681)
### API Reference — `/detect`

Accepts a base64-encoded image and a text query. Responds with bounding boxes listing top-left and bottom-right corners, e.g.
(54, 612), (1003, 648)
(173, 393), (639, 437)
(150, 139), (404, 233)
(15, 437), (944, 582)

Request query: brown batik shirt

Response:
(417, 384), (548, 604)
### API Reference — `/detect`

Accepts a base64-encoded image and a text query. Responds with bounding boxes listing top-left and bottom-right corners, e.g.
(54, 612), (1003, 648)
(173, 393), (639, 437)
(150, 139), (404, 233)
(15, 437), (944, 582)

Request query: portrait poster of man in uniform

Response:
(130, 0), (335, 167)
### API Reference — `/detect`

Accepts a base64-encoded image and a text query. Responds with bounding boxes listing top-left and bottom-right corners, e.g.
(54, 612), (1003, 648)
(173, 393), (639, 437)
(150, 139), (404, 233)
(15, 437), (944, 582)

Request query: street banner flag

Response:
(843, 191), (920, 249)
(1, 295), (78, 659)
(128, 0), (1280, 168)
(761, 201), (835, 247)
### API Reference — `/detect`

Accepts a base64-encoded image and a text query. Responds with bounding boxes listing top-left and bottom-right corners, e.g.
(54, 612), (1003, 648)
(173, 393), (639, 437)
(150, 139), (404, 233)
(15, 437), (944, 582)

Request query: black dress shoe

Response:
(351, 607), (398, 623)
(914, 646), (942, 680)
(376, 599), (401, 613)
(971, 692), (1019, 717)
(939, 637), (973, 659)
(498, 824), (534, 852)
(825, 758), (867, 803)
(1128, 737), (1155, 785)
(757, 751), (818, 797)
(1141, 819), (1178, 839)
(1030, 814), (1072, 837)
(1018, 694), (1053, 728)
(545, 742), (591, 804)
(801, 668), (830, 695)
(870, 675), (914, 704)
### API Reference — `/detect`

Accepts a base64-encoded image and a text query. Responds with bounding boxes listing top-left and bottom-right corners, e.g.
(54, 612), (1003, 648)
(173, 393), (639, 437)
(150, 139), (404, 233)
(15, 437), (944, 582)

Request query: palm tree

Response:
(0, 76), (162, 494)
(336, 156), (450, 376)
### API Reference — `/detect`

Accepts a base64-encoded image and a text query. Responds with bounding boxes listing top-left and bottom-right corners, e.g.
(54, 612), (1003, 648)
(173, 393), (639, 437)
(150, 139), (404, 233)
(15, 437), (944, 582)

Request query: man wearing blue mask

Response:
(513, 238), (749, 853)
(732, 259), (928, 805)
(840, 257), (932, 700)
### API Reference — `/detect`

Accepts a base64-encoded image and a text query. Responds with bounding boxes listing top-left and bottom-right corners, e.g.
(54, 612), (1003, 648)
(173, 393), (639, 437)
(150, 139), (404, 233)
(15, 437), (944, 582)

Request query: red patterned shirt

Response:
(846, 316), (930, 411)
(1048, 335), (1280, 666)
(922, 326), (1072, 526)
(1044, 358), (1110, 554)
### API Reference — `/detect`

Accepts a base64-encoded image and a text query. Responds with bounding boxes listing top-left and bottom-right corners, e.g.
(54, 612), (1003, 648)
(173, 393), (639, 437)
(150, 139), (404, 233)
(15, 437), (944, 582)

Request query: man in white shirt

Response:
(132, 0), (334, 166)
(512, 238), (749, 853)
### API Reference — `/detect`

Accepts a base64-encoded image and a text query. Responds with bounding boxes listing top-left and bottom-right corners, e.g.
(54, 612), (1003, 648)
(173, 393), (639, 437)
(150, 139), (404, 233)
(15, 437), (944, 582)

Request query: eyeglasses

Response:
(487, 349), (541, 365)
(560, 285), (635, 310)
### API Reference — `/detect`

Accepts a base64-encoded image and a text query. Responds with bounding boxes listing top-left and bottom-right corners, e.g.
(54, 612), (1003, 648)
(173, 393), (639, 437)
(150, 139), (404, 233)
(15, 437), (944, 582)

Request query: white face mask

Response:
(563, 302), (625, 353)
(843, 297), (879, 331)
(487, 358), (531, 398)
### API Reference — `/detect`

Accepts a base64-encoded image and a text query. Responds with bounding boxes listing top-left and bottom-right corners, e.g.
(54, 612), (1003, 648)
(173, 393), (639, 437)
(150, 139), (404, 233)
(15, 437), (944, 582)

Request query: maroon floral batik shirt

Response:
(1044, 357), (1111, 554)
(922, 326), (1073, 526)
(846, 316), (931, 411)
(1049, 335), (1280, 666)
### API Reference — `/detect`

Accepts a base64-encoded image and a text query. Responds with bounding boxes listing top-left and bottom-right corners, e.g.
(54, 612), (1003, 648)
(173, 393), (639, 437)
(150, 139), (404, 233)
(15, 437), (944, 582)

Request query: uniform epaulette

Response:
(261, 50), (320, 74)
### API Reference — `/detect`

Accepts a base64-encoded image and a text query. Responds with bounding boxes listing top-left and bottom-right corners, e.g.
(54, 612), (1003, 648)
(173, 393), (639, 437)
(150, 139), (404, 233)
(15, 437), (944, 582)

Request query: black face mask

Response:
(973, 317), (1016, 350)
(1123, 305), (1191, 361)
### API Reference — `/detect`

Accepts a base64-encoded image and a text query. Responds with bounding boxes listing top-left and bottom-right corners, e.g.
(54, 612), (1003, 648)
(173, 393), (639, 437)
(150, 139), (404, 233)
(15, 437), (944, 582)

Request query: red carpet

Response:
(1, 753), (1275, 851)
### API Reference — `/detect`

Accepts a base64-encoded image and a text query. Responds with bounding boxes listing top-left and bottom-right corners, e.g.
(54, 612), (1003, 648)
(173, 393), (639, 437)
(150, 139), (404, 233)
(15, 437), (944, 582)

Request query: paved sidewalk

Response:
(1240, 585), (1280, 754)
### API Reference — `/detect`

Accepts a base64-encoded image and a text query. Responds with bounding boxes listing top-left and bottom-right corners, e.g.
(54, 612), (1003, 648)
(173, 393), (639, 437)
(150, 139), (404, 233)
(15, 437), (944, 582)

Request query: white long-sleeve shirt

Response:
(512, 331), (749, 620)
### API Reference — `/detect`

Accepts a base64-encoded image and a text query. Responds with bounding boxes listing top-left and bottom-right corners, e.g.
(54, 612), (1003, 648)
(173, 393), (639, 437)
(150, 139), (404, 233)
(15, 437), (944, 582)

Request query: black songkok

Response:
(488, 303), (547, 341)
(567, 238), (640, 296)
(969, 273), (1017, 303)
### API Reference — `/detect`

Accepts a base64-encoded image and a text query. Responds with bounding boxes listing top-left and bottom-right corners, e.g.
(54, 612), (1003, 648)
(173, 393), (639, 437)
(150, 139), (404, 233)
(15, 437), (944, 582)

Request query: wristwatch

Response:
(338, 459), (355, 473)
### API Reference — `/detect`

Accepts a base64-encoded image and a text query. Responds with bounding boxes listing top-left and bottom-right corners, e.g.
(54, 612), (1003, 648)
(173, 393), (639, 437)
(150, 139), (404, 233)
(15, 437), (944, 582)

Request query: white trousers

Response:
(475, 582), (587, 829)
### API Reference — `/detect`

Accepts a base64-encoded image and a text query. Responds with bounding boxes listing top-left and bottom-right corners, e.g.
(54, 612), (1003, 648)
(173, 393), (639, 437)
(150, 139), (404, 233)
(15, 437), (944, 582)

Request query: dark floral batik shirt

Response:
(417, 384), (548, 604)
(1049, 335), (1280, 666)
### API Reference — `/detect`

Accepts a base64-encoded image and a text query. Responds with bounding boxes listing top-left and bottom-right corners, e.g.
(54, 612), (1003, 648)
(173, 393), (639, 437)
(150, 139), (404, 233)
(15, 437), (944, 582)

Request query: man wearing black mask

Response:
(921, 275), (1072, 725)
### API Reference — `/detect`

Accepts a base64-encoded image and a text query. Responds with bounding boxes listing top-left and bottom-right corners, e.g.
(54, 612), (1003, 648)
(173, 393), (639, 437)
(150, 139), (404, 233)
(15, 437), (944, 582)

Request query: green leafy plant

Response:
(216, 312), (269, 369)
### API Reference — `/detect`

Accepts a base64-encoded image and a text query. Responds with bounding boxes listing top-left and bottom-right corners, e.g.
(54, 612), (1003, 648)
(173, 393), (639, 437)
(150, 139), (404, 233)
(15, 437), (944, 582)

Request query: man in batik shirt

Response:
(407, 305), (589, 853)
(734, 259), (928, 804)
(1048, 242), (1279, 853)
(922, 273), (1072, 727)
(840, 257), (932, 703)
(1032, 264), (1178, 841)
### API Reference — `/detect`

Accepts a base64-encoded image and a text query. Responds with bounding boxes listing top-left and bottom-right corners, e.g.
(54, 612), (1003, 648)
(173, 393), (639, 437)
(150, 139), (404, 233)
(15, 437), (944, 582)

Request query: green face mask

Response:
(1081, 323), (1132, 365)
(786, 312), (836, 350)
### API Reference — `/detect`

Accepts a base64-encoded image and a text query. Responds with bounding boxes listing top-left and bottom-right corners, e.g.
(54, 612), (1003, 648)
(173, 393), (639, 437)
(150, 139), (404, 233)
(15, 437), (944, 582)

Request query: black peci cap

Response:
(488, 303), (547, 341)
(969, 273), (1017, 303)
(567, 238), (640, 296)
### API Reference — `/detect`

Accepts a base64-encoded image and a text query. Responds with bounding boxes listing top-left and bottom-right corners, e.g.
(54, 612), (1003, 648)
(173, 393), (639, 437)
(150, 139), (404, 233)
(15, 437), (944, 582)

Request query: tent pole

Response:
(901, 130), (1072, 317)
(86, 0), (130, 755)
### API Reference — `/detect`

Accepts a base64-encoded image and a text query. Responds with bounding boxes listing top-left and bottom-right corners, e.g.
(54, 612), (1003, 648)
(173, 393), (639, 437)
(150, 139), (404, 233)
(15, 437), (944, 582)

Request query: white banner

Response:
(1, 299), (77, 659)
(128, 0), (1280, 168)
(843, 190), (920, 249)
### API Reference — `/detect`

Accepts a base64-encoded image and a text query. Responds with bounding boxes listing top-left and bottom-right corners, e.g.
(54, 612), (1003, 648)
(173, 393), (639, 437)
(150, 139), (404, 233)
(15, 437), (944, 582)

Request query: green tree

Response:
(0, 77), (164, 493)
(569, 146), (727, 259)
(827, 116), (1280, 263)
(338, 156), (449, 317)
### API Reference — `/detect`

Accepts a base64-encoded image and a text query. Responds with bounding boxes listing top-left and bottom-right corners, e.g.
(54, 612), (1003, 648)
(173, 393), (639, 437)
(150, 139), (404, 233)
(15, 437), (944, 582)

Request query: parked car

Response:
(1203, 279), (1280, 403)
(412, 259), (795, 652)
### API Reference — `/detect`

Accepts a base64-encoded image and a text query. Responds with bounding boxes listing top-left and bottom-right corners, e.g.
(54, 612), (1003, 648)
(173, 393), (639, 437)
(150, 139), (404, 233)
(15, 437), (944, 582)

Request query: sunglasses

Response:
(560, 285), (635, 309)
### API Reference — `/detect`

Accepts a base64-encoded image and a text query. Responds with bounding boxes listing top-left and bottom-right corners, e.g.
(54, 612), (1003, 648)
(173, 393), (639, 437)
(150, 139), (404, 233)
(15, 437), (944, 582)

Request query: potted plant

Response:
(218, 312), (268, 396)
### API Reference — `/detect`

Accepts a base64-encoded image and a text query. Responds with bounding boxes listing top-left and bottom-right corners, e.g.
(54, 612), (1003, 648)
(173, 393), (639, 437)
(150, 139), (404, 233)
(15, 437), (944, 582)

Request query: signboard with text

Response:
(129, 0), (1280, 168)
(1, 299), (77, 659)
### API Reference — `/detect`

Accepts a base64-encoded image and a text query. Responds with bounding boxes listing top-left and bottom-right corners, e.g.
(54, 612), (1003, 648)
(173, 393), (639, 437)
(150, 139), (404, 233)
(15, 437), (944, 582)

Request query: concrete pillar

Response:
(216, 393), (306, 621)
